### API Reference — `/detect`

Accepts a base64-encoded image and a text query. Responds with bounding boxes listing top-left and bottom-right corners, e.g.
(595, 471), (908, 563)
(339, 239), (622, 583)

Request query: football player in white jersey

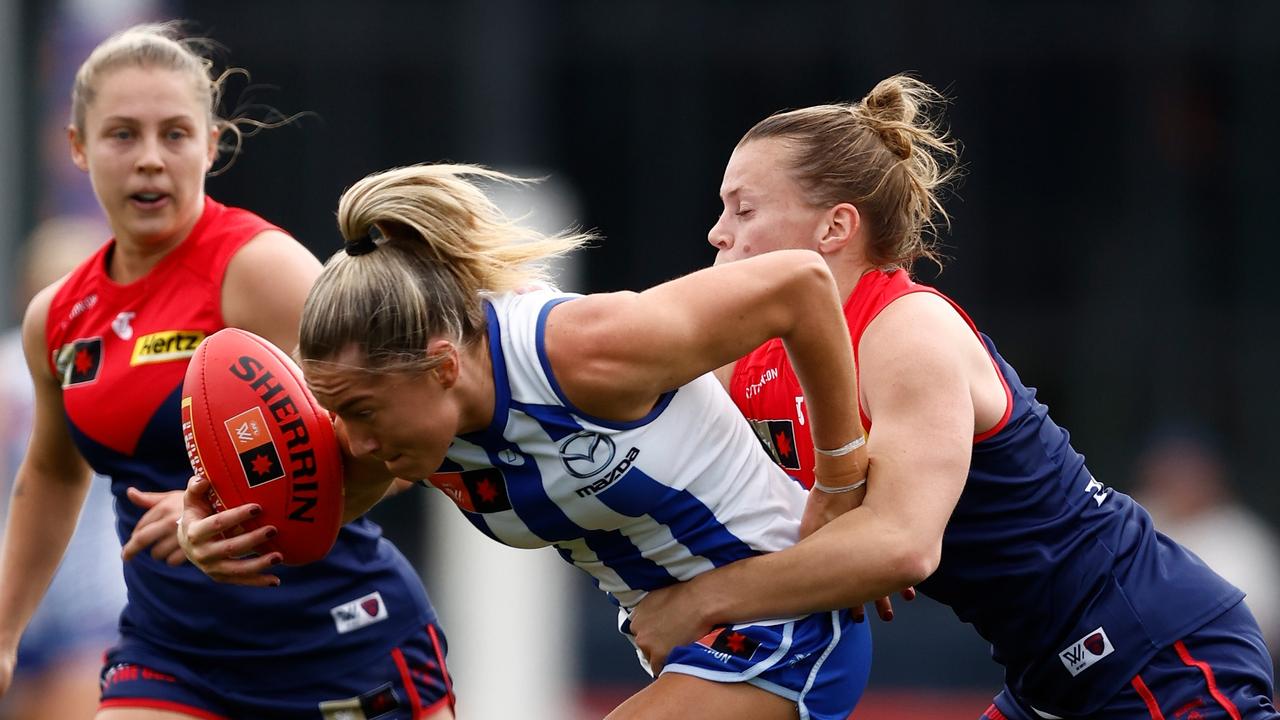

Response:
(182, 164), (879, 720)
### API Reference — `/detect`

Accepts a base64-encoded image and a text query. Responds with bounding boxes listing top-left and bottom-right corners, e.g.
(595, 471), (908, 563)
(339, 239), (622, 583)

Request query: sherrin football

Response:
(181, 327), (343, 565)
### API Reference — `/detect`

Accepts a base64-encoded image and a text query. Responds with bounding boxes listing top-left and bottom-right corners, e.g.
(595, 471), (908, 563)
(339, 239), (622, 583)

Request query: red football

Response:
(181, 327), (343, 565)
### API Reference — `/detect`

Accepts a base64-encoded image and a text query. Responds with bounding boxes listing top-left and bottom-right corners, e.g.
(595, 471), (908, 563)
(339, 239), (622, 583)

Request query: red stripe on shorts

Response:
(1175, 640), (1242, 720)
(392, 647), (424, 716)
(982, 704), (1009, 720)
(428, 623), (456, 712)
(99, 698), (231, 720)
(1131, 675), (1167, 720)
(1131, 671), (1172, 717)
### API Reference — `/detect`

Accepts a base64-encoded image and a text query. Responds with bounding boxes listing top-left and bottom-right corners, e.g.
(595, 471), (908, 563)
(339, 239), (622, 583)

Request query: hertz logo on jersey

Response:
(130, 330), (205, 366)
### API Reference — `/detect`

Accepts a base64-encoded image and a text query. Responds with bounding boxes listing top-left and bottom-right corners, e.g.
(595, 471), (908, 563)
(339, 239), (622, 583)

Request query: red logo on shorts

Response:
(1083, 632), (1106, 655)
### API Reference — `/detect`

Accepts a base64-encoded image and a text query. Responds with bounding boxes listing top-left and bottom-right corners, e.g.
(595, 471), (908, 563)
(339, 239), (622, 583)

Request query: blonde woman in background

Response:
(0, 23), (454, 719)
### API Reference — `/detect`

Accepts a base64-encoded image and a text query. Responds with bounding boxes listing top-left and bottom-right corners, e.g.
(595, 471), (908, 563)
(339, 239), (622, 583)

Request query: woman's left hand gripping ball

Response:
(121, 486), (190, 566)
(176, 474), (283, 587)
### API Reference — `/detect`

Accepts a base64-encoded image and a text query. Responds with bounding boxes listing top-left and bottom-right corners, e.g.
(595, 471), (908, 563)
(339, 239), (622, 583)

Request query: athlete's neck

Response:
(454, 335), (496, 435)
(107, 196), (206, 284)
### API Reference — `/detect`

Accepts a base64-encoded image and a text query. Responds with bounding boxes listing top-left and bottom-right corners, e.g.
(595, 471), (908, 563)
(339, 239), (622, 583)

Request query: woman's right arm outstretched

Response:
(0, 286), (95, 698)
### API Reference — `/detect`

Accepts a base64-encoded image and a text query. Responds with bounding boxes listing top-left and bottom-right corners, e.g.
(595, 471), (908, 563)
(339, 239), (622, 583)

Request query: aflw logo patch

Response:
(330, 591), (389, 634)
(1059, 627), (1114, 676)
(224, 407), (285, 487)
(131, 330), (205, 365)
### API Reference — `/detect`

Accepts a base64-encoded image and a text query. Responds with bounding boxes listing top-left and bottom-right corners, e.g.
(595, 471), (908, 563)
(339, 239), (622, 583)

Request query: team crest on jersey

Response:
(54, 337), (103, 387)
(224, 407), (285, 487)
(428, 468), (512, 513)
(318, 682), (401, 720)
(559, 430), (616, 478)
(1058, 626), (1114, 676)
(330, 591), (390, 635)
(749, 419), (801, 471)
(130, 330), (205, 366)
(696, 627), (761, 663)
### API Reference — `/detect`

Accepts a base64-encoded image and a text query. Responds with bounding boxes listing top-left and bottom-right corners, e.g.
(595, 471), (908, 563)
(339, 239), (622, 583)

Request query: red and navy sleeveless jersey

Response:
(46, 197), (435, 689)
(730, 268), (1243, 716)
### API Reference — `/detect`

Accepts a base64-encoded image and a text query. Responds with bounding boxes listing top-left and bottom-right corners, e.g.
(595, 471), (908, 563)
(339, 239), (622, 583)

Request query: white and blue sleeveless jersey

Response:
(427, 291), (808, 609)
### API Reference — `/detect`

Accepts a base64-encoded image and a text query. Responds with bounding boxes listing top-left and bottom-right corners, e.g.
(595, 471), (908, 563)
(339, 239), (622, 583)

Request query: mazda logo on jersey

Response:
(559, 431), (616, 478)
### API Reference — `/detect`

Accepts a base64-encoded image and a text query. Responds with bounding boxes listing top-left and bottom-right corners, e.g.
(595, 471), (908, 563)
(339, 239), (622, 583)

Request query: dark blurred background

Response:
(5, 1), (1278, 717)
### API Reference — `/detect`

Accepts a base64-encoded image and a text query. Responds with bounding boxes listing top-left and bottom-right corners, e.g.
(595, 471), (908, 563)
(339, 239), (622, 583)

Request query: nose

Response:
(135, 135), (164, 174)
(708, 213), (732, 251)
(339, 420), (381, 459)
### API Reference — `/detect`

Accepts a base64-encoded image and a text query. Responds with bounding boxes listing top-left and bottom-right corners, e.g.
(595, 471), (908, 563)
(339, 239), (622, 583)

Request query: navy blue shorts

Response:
(99, 622), (453, 719)
(981, 601), (1277, 720)
(661, 608), (872, 720)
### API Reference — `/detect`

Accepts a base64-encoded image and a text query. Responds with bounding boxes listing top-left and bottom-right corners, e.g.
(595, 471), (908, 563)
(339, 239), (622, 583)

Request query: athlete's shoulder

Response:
(488, 288), (580, 340)
(23, 280), (66, 376)
(183, 197), (283, 257)
(490, 287), (577, 314)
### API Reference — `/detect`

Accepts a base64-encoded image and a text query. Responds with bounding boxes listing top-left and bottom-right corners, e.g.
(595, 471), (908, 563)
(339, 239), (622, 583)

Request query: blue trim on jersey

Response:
(471, 301), (512, 443)
(582, 529), (678, 591)
(509, 400), (586, 442)
(450, 507), (497, 542)
(596, 467), (759, 571)
(477, 438), (678, 591)
(533, 297), (677, 430)
(483, 444), (567, 544)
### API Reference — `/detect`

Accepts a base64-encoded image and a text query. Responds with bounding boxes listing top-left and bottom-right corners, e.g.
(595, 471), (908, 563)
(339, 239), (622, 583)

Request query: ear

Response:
(68, 125), (89, 172)
(205, 123), (221, 172)
(426, 339), (460, 390)
(817, 203), (860, 255)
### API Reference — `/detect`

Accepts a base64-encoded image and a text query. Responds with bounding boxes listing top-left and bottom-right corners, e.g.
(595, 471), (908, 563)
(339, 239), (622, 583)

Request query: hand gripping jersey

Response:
(428, 292), (808, 609)
(46, 198), (435, 690)
(730, 269), (1244, 717)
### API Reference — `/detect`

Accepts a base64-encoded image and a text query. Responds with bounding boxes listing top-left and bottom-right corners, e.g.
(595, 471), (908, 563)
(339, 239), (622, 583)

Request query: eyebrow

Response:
(331, 393), (376, 415)
(100, 114), (198, 126)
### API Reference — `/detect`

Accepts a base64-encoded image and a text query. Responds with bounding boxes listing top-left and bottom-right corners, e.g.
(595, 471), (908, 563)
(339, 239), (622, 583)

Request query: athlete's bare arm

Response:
(0, 285), (95, 699)
(545, 250), (864, 472)
(629, 291), (985, 670)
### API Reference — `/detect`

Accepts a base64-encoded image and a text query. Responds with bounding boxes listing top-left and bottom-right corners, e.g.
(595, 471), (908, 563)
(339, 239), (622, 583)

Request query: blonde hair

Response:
(299, 164), (593, 372)
(743, 74), (961, 271)
(71, 21), (295, 174)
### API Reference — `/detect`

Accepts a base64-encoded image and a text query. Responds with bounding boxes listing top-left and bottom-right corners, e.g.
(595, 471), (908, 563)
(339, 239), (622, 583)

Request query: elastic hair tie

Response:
(344, 225), (383, 256)
(813, 435), (866, 458)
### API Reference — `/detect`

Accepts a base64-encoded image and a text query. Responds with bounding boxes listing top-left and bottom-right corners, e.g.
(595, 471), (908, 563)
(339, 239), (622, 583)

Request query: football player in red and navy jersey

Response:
(631, 75), (1278, 719)
(0, 23), (454, 720)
